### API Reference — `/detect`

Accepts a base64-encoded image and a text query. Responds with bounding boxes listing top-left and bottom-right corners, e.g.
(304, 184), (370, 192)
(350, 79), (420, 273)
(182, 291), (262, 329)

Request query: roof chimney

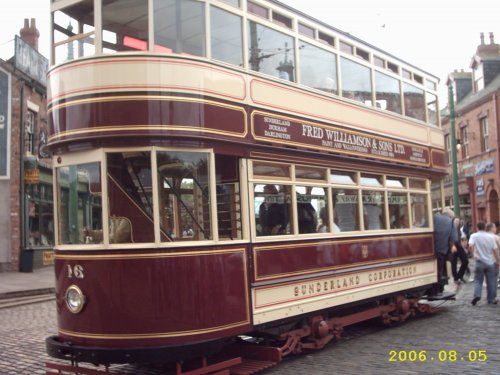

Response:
(19, 18), (40, 51)
(480, 32), (485, 45)
(490, 32), (495, 45)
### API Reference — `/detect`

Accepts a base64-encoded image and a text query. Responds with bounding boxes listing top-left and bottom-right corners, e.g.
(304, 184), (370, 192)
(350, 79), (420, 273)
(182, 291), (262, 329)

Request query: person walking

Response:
(486, 222), (500, 289)
(469, 222), (499, 305)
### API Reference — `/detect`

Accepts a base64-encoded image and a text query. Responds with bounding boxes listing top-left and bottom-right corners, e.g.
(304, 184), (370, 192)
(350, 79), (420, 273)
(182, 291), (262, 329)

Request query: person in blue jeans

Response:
(469, 221), (499, 305)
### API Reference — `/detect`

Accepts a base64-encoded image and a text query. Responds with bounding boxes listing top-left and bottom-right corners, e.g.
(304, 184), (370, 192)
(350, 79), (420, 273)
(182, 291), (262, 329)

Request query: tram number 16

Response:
(67, 264), (85, 279)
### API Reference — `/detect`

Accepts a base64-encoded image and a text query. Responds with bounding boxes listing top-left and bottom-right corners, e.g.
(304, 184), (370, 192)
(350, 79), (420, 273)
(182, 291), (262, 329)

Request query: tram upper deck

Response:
(48, 0), (444, 158)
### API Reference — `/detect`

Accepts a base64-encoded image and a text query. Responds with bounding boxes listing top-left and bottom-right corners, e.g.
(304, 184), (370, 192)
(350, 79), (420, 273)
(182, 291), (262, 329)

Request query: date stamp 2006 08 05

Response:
(388, 350), (487, 363)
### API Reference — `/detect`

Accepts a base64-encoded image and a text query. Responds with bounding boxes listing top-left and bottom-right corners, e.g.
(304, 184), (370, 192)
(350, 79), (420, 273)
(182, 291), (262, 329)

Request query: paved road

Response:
(1, 280), (499, 375)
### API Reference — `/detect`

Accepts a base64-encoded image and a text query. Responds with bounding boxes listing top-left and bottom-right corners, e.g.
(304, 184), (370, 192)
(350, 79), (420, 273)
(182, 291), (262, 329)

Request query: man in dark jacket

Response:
(431, 208), (458, 295)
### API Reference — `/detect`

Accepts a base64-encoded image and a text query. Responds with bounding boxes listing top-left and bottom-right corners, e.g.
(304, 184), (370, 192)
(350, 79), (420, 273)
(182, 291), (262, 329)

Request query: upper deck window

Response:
(426, 79), (437, 91)
(387, 61), (399, 74)
(218, 0), (240, 7)
(339, 41), (353, 55)
(403, 82), (425, 122)
(341, 57), (372, 104)
(272, 12), (292, 29)
(298, 23), (315, 38)
(211, 6), (243, 66)
(102, 0), (148, 52)
(248, 21), (295, 82)
(426, 92), (438, 126)
(53, 0), (95, 64)
(375, 71), (401, 114)
(248, 1), (269, 19)
(299, 41), (338, 94)
(154, 0), (206, 56)
(374, 56), (385, 68)
(356, 47), (369, 62)
(402, 69), (412, 80)
(318, 32), (335, 47)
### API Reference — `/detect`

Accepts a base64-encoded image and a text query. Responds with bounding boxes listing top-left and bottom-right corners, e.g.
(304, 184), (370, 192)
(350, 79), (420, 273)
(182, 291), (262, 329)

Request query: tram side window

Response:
(56, 163), (102, 245)
(411, 193), (429, 228)
(215, 155), (242, 240)
(255, 184), (292, 236)
(296, 186), (327, 234)
(106, 152), (154, 243)
(332, 188), (360, 232)
(388, 192), (409, 229)
(157, 151), (212, 241)
(362, 190), (386, 230)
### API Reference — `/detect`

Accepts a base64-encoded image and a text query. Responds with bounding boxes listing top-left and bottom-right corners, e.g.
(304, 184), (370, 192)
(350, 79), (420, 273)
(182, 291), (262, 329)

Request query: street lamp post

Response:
(448, 84), (460, 217)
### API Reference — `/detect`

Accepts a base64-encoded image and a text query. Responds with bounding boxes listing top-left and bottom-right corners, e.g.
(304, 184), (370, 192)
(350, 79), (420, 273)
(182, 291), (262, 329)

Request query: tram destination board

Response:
(252, 111), (430, 167)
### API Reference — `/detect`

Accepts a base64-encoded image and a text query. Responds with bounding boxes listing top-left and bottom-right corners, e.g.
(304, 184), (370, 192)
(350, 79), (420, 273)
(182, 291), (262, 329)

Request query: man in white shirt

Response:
(469, 222), (499, 305)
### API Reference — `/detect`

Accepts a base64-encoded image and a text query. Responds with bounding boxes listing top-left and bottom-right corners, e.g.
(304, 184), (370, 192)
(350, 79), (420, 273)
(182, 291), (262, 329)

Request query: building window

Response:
(480, 117), (489, 151)
(474, 63), (484, 92)
(460, 126), (469, 159)
(26, 110), (37, 155)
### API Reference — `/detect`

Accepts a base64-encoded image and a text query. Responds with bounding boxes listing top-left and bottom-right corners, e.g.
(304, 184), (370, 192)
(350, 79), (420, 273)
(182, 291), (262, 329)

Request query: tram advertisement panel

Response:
(251, 111), (429, 167)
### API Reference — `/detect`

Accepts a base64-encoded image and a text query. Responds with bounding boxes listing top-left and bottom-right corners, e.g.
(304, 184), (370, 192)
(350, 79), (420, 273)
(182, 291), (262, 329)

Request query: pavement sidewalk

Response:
(0, 266), (55, 299)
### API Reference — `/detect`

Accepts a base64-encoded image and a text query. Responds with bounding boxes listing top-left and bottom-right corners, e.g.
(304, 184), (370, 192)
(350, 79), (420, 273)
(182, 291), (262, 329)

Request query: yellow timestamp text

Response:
(388, 350), (487, 362)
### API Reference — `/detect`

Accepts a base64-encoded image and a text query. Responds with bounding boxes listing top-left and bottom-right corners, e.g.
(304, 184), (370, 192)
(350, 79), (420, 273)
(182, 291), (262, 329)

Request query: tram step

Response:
(424, 291), (456, 301)
(230, 359), (277, 375)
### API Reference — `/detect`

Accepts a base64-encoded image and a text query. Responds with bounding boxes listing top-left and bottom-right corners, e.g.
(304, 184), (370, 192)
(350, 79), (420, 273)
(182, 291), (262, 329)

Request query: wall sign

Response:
(0, 68), (10, 178)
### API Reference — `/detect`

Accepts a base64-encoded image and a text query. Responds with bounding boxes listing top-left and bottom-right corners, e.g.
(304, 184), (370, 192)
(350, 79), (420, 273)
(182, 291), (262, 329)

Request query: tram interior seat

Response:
(83, 216), (132, 244)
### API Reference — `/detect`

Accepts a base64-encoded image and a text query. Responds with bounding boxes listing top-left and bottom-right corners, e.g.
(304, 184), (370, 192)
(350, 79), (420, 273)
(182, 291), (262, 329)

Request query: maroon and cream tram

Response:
(45, 0), (447, 373)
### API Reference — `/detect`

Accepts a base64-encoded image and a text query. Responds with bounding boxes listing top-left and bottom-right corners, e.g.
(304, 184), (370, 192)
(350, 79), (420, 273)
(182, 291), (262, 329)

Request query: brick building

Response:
(0, 19), (52, 272)
(441, 32), (500, 228)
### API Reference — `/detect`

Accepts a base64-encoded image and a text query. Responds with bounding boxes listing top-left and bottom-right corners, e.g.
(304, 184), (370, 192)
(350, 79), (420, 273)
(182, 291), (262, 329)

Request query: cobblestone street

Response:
(1, 280), (499, 375)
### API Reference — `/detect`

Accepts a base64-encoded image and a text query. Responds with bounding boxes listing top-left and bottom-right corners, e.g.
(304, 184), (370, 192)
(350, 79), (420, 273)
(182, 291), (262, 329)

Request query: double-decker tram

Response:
(45, 0), (448, 373)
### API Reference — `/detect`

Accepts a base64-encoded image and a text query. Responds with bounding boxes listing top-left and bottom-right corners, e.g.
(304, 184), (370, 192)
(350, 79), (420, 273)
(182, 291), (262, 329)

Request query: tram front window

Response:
(157, 151), (212, 241)
(56, 163), (102, 245)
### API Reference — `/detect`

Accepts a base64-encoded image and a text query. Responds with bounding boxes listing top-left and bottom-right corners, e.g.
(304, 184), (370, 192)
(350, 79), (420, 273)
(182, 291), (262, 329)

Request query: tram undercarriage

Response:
(45, 290), (454, 375)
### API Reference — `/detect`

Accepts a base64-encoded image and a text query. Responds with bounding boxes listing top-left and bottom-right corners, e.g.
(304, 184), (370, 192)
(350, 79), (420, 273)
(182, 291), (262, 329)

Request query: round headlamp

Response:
(65, 285), (86, 314)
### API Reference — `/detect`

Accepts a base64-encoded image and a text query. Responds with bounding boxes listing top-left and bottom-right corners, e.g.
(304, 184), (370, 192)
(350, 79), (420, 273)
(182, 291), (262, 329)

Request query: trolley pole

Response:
(448, 84), (460, 217)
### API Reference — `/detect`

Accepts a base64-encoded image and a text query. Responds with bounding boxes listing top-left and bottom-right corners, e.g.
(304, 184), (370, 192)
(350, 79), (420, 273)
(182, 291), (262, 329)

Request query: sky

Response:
(1, 0), (499, 106)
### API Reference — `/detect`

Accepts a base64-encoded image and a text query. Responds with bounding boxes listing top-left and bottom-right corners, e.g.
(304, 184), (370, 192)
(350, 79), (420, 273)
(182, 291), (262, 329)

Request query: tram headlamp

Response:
(65, 285), (86, 314)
